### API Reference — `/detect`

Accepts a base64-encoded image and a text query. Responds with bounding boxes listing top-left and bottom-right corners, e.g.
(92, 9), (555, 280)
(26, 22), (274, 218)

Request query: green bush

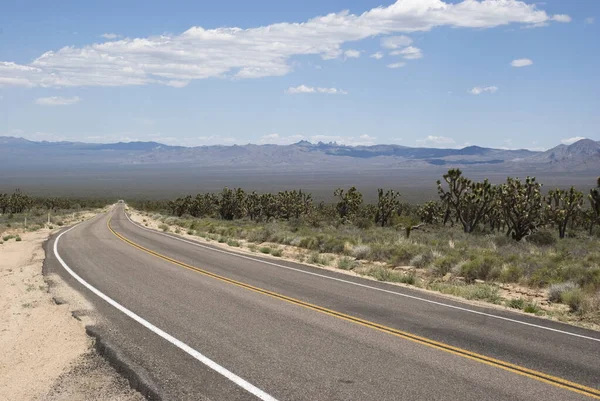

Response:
(499, 264), (524, 283)
(337, 257), (358, 270)
(506, 298), (525, 309)
(248, 244), (257, 252)
(368, 267), (415, 284)
(227, 239), (240, 247)
(548, 282), (578, 303)
(433, 255), (459, 276)
(218, 236), (227, 243)
(527, 230), (557, 246)
(158, 223), (169, 232)
(561, 288), (585, 313)
(461, 255), (501, 283)
(15, 236), (21, 242)
(270, 248), (283, 257)
(259, 246), (271, 254)
(2, 235), (13, 241)
(187, 230), (195, 235)
(523, 302), (541, 314)
(308, 252), (328, 265)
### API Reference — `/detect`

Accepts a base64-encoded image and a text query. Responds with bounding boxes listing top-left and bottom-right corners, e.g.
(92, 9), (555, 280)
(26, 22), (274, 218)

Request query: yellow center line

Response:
(107, 216), (600, 399)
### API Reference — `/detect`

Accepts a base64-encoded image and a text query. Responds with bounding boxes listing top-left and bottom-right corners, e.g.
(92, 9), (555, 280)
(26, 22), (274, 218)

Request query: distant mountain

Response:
(0, 136), (597, 172)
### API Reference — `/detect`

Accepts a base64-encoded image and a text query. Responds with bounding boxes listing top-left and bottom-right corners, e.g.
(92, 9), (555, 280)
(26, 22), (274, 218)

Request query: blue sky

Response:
(0, 0), (598, 149)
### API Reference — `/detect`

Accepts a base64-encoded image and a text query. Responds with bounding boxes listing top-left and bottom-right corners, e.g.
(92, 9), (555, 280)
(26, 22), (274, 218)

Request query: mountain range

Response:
(0, 136), (598, 173)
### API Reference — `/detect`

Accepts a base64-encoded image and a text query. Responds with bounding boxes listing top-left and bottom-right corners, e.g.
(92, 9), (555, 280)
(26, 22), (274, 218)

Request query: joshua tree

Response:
(333, 187), (363, 222)
(498, 177), (543, 241)
(546, 186), (584, 239)
(375, 189), (402, 227)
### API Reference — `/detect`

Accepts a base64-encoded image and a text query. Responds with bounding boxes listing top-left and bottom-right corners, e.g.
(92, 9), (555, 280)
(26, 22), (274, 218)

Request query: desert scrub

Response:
(351, 244), (371, 260)
(561, 288), (585, 313)
(428, 282), (502, 304)
(367, 267), (416, 284)
(270, 248), (283, 257)
(187, 229), (195, 235)
(337, 257), (358, 270)
(460, 254), (503, 283)
(506, 298), (525, 309)
(218, 236), (227, 243)
(259, 246), (271, 254)
(548, 282), (579, 303)
(2, 235), (14, 241)
(248, 244), (257, 252)
(308, 252), (329, 265)
(15, 236), (21, 242)
(227, 239), (240, 247)
(523, 301), (541, 314)
(158, 223), (169, 232)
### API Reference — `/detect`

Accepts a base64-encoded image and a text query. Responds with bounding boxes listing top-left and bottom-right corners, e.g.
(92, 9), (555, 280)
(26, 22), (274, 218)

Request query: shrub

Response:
(218, 236), (227, 243)
(187, 230), (195, 235)
(56, 221), (64, 226)
(158, 224), (169, 232)
(499, 264), (524, 283)
(428, 282), (501, 304)
(410, 252), (433, 269)
(352, 245), (371, 260)
(368, 267), (416, 284)
(337, 257), (358, 270)
(270, 248), (283, 257)
(561, 288), (585, 313)
(227, 239), (240, 247)
(259, 246), (271, 254)
(15, 236), (21, 242)
(527, 230), (557, 246)
(433, 255), (459, 276)
(523, 302), (541, 314)
(461, 255), (501, 283)
(506, 298), (525, 309)
(248, 244), (257, 252)
(548, 282), (578, 303)
(308, 252), (328, 265)
(2, 235), (13, 241)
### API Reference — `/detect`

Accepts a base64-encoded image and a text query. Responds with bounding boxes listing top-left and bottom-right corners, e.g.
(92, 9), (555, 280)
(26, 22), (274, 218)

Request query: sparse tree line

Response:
(131, 169), (600, 242)
(0, 189), (109, 215)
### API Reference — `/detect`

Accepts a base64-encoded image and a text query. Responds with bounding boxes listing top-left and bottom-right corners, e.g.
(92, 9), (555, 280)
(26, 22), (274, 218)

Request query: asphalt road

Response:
(45, 205), (600, 401)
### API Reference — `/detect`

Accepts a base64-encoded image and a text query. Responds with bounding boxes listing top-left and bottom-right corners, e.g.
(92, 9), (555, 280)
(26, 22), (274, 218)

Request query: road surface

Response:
(45, 205), (600, 400)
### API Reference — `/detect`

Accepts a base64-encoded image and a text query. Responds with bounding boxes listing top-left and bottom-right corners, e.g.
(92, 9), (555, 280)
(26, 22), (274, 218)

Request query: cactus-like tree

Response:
(333, 187), (363, 222)
(437, 169), (496, 233)
(498, 177), (543, 241)
(546, 186), (584, 239)
(218, 188), (246, 220)
(417, 200), (443, 224)
(588, 176), (600, 235)
(375, 189), (402, 227)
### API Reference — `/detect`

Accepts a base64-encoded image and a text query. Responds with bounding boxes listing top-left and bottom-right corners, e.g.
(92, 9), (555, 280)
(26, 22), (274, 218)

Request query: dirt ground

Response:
(0, 213), (144, 401)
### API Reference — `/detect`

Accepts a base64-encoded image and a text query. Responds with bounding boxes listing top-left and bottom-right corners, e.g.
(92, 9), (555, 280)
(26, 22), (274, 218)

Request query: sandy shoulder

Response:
(0, 214), (143, 401)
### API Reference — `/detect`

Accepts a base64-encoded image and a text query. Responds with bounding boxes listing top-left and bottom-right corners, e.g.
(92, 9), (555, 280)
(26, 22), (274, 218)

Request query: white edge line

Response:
(54, 218), (279, 401)
(123, 208), (600, 343)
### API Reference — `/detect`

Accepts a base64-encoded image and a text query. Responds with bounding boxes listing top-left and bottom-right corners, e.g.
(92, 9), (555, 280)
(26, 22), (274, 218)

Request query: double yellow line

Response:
(107, 217), (600, 399)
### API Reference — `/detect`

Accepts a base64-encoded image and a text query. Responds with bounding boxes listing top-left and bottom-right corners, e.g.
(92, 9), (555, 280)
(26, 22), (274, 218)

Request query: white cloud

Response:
(259, 133), (305, 145)
(469, 86), (498, 95)
(511, 58), (533, 67)
(381, 35), (413, 49)
(310, 134), (376, 146)
(387, 62), (406, 69)
(585, 17), (595, 25)
(286, 85), (347, 95)
(370, 52), (384, 60)
(389, 46), (423, 59)
(344, 49), (361, 58)
(416, 135), (456, 146)
(561, 136), (586, 145)
(0, 0), (562, 88)
(100, 33), (122, 40)
(34, 96), (81, 106)
(551, 14), (572, 23)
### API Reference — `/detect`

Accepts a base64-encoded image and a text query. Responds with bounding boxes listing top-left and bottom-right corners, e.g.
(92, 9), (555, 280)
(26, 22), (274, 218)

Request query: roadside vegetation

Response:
(128, 171), (600, 327)
(0, 189), (110, 239)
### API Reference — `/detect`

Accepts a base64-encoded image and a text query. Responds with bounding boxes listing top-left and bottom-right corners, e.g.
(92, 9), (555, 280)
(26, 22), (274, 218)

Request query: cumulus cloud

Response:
(469, 86), (498, 95)
(0, 0), (564, 88)
(416, 135), (456, 146)
(551, 14), (572, 23)
(370, 52), (384, 59)
(561, 136), (586, 145)
(286, 85), (347, 95)
(511, 58), (533, 67)
(389, 46), (423, 59)
(344, 49), (361, 58)
(387, 62), (406, 69)
(100, 33), (122, 40)
(381, 35), (413, 49)
(34, 96), (81, 106)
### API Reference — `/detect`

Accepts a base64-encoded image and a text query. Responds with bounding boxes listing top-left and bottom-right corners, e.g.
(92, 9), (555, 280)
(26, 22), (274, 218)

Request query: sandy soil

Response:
(0, 212), (144, 401)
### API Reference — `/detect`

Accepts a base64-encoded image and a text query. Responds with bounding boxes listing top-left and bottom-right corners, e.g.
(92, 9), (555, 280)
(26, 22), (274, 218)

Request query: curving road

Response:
(45, 204), (600, 401)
